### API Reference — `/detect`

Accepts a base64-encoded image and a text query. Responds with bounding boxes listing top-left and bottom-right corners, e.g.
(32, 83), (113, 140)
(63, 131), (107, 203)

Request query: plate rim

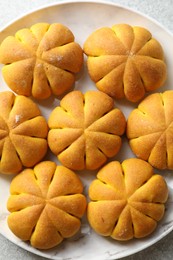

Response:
(0, 0), (173, 259)
(1, 0), (173, 38)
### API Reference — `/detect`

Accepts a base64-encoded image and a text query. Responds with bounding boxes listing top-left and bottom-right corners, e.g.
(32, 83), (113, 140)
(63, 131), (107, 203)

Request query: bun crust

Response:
(0, 23), (83, 99)
(7, 161), (87, 249)
(0, 91), (48, 174)
(127, 90), (173, 170)
(83, 24), (167, 102)
(88, 158), (168, 240)
(48, 90), (126, 170)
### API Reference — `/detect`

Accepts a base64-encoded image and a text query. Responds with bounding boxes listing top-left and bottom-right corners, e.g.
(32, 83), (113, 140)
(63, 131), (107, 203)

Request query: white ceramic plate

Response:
(1, 1), (173, 259)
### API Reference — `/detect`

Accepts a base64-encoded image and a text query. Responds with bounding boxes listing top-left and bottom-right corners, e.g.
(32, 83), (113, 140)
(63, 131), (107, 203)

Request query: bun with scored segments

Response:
(7, 161), (87, 249)
(83, 23), (167, 102)
(87, 158), (168, 240)
(48, 90), (126, 170)
(0, 91), (48, 174)
(127, 90), (173, 170)
(0, 23), (83, 99)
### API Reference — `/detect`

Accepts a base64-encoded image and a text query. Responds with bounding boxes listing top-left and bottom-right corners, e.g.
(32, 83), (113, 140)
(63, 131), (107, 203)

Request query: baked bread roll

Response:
(83, 23), (167, 102)
(7, 161), (87, 249)
(0, 23), (83, 99)
(88, 158), (168, 240)
(48, 90), (126, 170)
(127, 90), (173, 170)
(0, 91), (48, 174)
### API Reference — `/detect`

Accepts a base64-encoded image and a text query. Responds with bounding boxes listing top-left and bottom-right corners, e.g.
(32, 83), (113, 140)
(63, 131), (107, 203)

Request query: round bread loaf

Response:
(88, 158), (168, 240)
(7, 161), (87, 249)
(0, 23), (83, 99)
(127, 90), (173, 170)
(83, 23), (167, 102)
(48, 90), (126, 170)
(0, 91), (48, 174)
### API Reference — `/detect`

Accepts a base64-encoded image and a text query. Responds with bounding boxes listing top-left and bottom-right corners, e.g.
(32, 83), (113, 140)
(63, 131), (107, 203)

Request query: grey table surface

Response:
(0, 0), (173, 259)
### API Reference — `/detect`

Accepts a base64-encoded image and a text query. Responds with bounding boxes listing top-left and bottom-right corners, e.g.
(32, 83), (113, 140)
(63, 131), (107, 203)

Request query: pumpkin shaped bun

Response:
(7, 161), (87, 249)
(83, 24), (167, 102)
(0, 23), (83, 99)
(88, 158), (168, 240)
(0, 91), (48, 174)
(127, 90), (173, 170)
(48, 90), (126, 170)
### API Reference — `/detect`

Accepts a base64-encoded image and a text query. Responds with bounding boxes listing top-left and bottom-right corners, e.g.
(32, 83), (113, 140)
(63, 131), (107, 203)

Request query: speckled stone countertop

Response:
(0, 0), (173, 260)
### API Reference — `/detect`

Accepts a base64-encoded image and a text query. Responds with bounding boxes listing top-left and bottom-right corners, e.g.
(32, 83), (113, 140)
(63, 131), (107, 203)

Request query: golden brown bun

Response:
(48, 90), (126, 170)
(0, 91), (48, 174)
(0, 23), (83, 99)
(83, 24), (167, 102)
(7, 161), (87, 249)
(88, 158), (168, 240)
(127, 90), (173, 170)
